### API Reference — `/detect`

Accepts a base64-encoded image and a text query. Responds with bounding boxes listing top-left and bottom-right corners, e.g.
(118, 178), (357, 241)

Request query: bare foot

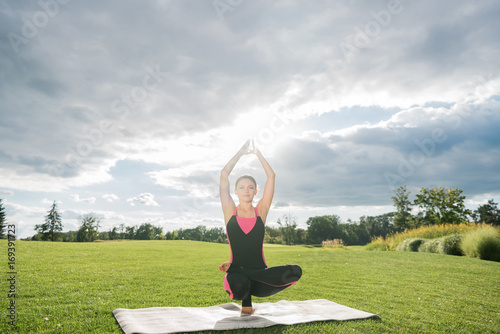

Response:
(241, 306), (255, 315)
(218, 262), (231, 273)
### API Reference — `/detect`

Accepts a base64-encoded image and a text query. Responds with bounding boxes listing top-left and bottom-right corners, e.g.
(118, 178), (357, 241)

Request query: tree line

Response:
(28, 208), (228, 243)
(2, 186), (499, 244)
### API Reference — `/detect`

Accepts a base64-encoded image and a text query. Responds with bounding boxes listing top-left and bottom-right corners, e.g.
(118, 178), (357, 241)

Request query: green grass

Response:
(1, 240), (499, 333)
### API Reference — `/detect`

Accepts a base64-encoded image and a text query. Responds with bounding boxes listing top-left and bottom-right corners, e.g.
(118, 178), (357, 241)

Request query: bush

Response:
(365, 236), (388, 251)
(460, 226), (500, 262)
(439, 234), (463, 256)
(396, 239), (410, 251)
(419, 239), (441, 253)
(322, 239), (346, 250)
(397, 238), (425, 252)
(365, 242), (388, 251)
(322, 239), (344, 246)
(383, 223), (481, 251)
(366, 224), (493, 252)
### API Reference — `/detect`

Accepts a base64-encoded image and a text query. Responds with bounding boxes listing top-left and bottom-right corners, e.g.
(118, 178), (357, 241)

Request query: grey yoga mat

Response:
(113, 299), (380, 334)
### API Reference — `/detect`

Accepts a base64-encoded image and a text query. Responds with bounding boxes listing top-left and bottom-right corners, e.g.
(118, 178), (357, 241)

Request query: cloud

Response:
(102, 194), (119, 202)
(63, 208), (128, 221)
(126, 193), (159, 207)
(1, 1), (500, 237)
(1, 1), (499, 191)
(41, 199), (61, 205)
(0, 190), (14, 196)
(69, 194), (97, 204)
(148, 165), (220, 197)
(5, 201), (47, 218)
(273, 96), (500, 207)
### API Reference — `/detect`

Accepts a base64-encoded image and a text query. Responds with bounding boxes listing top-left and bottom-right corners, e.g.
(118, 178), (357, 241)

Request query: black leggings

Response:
(223, 264), (302, 307)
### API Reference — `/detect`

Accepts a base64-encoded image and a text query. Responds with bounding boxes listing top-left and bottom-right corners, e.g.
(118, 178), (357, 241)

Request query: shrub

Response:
(460, 226), (500, 262)
(419, 239), (441, 253)
(322, 239), (345, 249)
(365, 223), (490, 252)
(408, 238), (425, 252)
(396, 239), (410, 251)
(322, 239), (344, 246)
(397, 238), (425, 252)
(365, 242), (388, 251)
(365, 236), (388, 251)
(439, 234), (463, 256)
(382, 223), (480, 251)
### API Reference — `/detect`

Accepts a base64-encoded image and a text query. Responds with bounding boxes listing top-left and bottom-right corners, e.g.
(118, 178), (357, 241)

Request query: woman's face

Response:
(235, 178), (257, 202)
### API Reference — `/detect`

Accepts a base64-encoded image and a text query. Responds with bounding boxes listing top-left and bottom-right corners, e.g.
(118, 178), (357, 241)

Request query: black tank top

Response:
(226, 207), (267, 270)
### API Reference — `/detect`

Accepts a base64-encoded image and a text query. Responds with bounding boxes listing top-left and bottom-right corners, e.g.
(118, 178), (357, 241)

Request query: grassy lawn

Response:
(1, 240), (499, 333)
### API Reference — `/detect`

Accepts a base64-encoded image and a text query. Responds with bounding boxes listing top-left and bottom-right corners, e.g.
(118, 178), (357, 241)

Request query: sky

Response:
(1, 0), (499, 239)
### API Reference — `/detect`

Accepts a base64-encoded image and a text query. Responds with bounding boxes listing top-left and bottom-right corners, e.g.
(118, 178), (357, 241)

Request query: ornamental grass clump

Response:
(371, 223), (479, 251)
(365, 236), (389, 251)
(418, 238), (442, 253)
(397, 238), (425, 252)
(439, 234), (463, 256)
(460, 226), (500, 262)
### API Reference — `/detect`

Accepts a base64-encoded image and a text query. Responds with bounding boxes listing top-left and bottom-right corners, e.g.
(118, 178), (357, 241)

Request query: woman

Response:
(218, 139), (302, 315)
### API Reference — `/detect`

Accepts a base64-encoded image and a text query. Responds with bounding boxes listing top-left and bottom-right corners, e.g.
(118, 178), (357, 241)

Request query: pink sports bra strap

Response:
(233, 207), (260, 217)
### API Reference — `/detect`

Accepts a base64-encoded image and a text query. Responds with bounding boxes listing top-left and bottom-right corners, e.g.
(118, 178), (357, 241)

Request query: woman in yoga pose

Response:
(218, 139), (302, 315)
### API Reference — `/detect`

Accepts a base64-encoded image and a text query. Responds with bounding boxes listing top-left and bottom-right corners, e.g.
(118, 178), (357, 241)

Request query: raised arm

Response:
(220, 140), (251, 224)
(254, 147), (275, 224)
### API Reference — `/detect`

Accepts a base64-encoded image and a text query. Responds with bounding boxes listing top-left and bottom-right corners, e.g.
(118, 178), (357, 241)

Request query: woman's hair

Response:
(235, 174), (257, 190)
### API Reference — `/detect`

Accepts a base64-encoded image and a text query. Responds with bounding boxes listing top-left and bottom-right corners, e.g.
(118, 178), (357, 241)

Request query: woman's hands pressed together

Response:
(239, 138), (257, 156)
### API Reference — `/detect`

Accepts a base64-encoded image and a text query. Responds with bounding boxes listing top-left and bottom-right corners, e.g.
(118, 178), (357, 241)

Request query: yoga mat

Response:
(113, 299), (380, 334)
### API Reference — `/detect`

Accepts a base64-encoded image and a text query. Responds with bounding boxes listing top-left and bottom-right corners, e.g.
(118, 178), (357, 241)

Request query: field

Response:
(1, 240), (499, 333)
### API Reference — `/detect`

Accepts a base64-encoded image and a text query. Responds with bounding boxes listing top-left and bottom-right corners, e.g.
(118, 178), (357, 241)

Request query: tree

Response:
(414, 187), (471, 225)
(63, 230), (78, 242)
(306, 215), (342, 244)
(165, 230), (179, 240)
(295, 228), (307, 244)
(109, 227), (119, 240)
(277, 214), (298, 245)
(0, 199), (6, 239)
(35, 201), (63, 241)
(391, 185), (415, 231)
(340, 220), (371, 246)
(118, 224), (126, 239)
(473, 199), (500, 226)
(153, 225), (165, 240)
(98, 231), (110, 240)
(264, 226), (282, 244)
(76, 214), (100, 242)
(205, 227), (226, 243)
(359, 213), (394, 239)
(136, 223), (155, 240)
(134, 223), (164, 240)
(125, 226), (137, 239)
(194, 225), (207, 241)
